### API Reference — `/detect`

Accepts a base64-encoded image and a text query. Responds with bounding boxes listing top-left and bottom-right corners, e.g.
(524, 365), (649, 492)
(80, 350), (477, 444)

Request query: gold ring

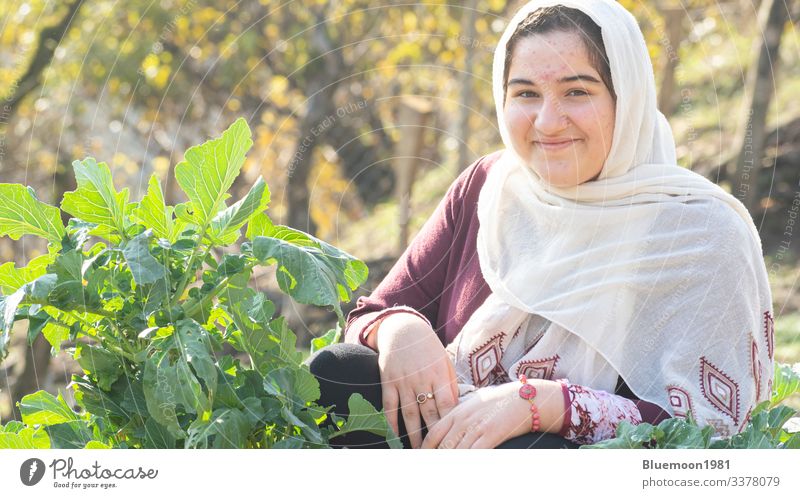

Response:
(416, 392), (434, 404)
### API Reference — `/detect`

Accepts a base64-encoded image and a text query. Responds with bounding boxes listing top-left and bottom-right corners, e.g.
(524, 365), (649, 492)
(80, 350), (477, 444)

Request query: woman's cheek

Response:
(504, 106), (531, 149)
(570, 105), (599, 126)
(586, 99), (615, 146)
(602, 110), (616, 151)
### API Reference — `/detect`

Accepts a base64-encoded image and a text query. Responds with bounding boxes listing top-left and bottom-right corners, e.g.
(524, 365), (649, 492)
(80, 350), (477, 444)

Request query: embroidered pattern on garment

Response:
(740, 407), (753, 433)
(562, 383), (642, 445)
(707, 418), (732, 438)
(764, 311), (774, 360)
(515, 355), (560, 381)
(750, 338), (762, 401)
(468, 332), (507, 387)
(699, 356), (740, 425)
(666, 385), (693, 419)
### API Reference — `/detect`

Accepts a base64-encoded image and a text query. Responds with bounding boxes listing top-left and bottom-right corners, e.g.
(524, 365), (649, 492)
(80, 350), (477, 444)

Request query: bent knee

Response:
(305, 342), (379, 383)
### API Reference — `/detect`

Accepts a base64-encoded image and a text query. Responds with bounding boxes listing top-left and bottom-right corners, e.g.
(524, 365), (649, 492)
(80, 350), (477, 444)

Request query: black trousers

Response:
(305, 343), (580, 449)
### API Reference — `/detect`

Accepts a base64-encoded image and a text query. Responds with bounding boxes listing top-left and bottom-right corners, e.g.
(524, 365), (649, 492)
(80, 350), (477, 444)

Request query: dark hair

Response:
(503, 6), (616, 103)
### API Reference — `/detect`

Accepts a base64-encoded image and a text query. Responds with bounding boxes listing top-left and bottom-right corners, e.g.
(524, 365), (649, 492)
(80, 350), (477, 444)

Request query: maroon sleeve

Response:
(344, 158), (482, 345)
(561, 382), (644, 444)
(353, 305), (432, 349)
(634, 400), (672, 425)
(614, 376), (672, 425)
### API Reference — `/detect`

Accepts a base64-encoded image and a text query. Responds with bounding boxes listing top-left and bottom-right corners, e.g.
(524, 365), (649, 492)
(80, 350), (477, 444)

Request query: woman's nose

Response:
(534, 95), (568, 135)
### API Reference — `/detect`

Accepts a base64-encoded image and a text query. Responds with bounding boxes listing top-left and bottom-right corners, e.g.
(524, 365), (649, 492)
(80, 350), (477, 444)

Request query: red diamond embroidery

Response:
(699, 356), (740, 425)
(468, 332), (506, 387)
(707, 418), (732, 438)
(666, 385), (693, 419)
(740, 407), (753, 432)
(516, 355), (560, 381)
(751, 338), (762, 400)
(764, 311), (774, 360)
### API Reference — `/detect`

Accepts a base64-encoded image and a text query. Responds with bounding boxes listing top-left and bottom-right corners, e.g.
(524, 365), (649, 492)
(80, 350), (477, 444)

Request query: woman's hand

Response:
(375, 312), (459, 449)
(421, 379), (566, 449)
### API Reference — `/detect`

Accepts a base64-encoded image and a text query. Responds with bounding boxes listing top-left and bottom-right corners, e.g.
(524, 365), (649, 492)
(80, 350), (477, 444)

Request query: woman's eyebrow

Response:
(508, 74), (602, 86)
(560, 74), (602, 84)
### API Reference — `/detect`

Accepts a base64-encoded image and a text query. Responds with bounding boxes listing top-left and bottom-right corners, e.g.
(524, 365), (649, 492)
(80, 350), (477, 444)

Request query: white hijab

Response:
(445, 0), (774, 437)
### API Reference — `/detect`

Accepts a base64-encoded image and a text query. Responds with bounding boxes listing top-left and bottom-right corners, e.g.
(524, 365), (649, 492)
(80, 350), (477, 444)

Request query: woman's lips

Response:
(534, 139), (579, 151)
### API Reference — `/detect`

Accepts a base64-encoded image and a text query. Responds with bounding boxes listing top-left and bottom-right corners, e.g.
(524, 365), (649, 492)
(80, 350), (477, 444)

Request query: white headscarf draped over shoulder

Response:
(445, 0), (774, 438)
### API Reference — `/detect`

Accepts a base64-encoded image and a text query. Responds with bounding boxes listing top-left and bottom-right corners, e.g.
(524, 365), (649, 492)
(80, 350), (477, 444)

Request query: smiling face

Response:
(503, 30), (616, 188)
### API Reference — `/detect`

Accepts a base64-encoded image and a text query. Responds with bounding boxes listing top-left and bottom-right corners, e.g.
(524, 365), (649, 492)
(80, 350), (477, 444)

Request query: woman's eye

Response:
(567, 89), (589, 97)
(517, 91), (539, 98)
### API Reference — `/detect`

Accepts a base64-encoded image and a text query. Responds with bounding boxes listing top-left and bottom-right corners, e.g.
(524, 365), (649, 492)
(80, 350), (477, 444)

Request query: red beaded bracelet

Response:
(518, 374), (541, 433)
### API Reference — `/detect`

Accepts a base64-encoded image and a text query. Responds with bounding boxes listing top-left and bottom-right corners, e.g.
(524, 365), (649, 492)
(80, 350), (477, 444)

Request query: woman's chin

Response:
(525, 161), (603, 188)
(545, 179), (579, 188)
(530, 167), (580, 188)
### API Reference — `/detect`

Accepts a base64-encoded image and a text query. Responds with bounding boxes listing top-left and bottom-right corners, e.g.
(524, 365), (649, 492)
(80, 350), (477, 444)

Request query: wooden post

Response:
(393, 96), (433, 253)
(458, 0), (479, 172)
(732, 0), (790, 212)
(657, 7), (685, 115)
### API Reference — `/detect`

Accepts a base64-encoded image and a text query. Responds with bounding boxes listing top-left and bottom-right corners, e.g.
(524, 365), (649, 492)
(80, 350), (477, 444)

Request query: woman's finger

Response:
(421, 413), (453, 449)
(455, 420), (483, 449)
(417, 385), (442, 430)
(399, 388), (424, 449)
(440, 426), (467, 449)
(382, 386), (401, 438)
(446, 358), (459, 401)
(470, 435), (495, 449)
(432, 378), (458, 420)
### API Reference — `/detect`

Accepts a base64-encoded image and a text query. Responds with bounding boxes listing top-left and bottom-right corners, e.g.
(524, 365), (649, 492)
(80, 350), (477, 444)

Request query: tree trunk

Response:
(324, 114), (395, 206)
(657, 8), (684, 116)
(285, 78), (342, 235)
(732, 0), (790, 213)
(394, 96), (433, 252)
(2, 0), (85, 120)
(5, 2), (85, 418)
(10, 335), (53, 420)
(283, 11), (348, 235)
(457, 0), (479, 173)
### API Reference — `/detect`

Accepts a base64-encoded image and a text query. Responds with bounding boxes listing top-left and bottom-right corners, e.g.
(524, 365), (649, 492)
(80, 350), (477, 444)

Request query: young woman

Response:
(308, 0), (773, 449)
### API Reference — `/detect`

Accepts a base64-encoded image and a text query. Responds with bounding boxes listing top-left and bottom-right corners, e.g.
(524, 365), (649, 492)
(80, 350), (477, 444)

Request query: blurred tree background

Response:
(1, 0), (799, 420)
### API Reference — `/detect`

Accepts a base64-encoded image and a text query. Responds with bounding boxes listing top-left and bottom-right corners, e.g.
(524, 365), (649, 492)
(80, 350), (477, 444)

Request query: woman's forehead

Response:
(507, 32), (598, 83)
